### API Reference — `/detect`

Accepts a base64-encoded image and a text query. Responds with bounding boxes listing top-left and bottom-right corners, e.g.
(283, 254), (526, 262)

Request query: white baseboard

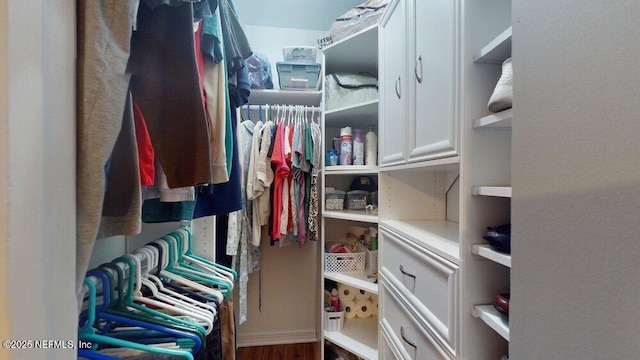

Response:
(237, 329), (318, 348)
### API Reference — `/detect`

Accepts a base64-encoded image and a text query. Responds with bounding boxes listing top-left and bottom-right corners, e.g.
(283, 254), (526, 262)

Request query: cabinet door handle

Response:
(415, 55), (423, 83)
(400, 264), (416, 279)
(400, 326), (417, 349)
(395, 76), (401, 99)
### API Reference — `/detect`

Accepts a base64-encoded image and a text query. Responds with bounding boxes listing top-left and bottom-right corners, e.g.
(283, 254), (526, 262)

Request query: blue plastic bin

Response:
(276, 62), (322, 90)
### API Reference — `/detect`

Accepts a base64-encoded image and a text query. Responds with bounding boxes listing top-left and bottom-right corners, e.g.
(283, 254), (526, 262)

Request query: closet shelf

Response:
(472, 305), (509, 341)
(380, 220), (460, 264)
(471, 186), (512, 198)
(325, 99), (379, 129)
(323, 25), (379, 74)
(324, 271), (378, 295)
(474, 26), (512, 64)
(379, 156), (460, 173)
(247, 89), (322, 106)
(324, 316), (379, 360)
(324, 210), (379, 223)
(324, 165), (379, 175)
(471, 244), (511, 268)
(472, 108), (513, 129)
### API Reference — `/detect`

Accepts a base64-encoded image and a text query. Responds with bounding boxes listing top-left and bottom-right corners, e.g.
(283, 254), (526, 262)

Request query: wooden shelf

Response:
(472, 305), (509, 341)
(323, 25), (379, 74)
(472, 244), (511, 268)
(324, 165), (379, 175)
(473, 108), (513, 129)
(474, 27), (512, 64)
(472, 186), (512, 198)
(248, 89), (322, 106)
(323, 210), (379, 223)
(380, 220), (460, 264)
(324, 271), (378, 295)
(324, 316), (379, 360)
(325, 99), (379, 129)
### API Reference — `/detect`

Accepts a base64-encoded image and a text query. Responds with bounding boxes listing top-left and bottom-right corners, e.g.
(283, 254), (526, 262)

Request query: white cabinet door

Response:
(379, 0), (408, 167)
(407, 0), (459, 163)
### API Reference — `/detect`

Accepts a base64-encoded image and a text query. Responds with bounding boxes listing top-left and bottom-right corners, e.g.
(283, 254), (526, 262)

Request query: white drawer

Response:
(380, 324), (405, 360)
(380, 281), (454, 360)
(380, 226), (458, 352)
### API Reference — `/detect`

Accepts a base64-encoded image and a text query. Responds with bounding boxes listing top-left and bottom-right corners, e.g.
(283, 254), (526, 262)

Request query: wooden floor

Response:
(237, 342), (319, 360)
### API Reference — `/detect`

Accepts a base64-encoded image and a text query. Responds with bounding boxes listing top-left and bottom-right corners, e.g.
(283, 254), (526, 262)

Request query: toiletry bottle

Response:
(340, 127), (353, 165)
(365, 126), (377, 166)
(369, 227), (378, 251)
(353, 128), (364, 165)
(330, 288), (340, 311)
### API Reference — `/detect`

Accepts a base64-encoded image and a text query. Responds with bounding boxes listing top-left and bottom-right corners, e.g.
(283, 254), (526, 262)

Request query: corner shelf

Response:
(472, 305), (509, 341)
(325, 99), (379, 128)
(474, 26), (512, 64)
(473, 108), (513, 129)
(324, 316), (379, 360)
(472, 244), (511, 268)
(323, 210), (379, 223)
(471, 186), (512, 198)
(324, 272), (379, 294)
(248, 89), (322, 106)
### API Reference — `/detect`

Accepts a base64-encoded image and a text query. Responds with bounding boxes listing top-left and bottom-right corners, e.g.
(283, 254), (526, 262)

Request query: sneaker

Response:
(487, 57), (513, 112)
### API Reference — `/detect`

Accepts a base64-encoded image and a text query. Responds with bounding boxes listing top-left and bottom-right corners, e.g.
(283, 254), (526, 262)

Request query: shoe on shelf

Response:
(493, 293), (510, 317)
(487, 57), (513, 113)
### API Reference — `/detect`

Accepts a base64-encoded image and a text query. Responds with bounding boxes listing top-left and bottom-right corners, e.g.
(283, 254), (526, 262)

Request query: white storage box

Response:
(325, 72), (378, 110)
(324, 309), (345, 332)
(276, 62), (321, 90)
(282, 46), (317, 63)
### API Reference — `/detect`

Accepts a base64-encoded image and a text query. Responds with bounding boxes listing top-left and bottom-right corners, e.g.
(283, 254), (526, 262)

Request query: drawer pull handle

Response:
(400, 326), (417, 349)
(415, 55), (423, 83)
(400, 264), (416, 279)
(395, 76), (401, 99)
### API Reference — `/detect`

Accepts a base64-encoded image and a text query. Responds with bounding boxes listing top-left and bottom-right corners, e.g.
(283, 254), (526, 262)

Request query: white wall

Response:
(0, 1), (77, 359)
(512, 1), (640, 358)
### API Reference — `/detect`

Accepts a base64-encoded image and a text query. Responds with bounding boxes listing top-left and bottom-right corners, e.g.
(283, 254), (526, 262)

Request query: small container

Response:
(276, 62), (322, 90)
(325, 190), (346, 210)
(282, 46), (317, 63)
(324, 309), (345, 332)
(368, 191), (378, 206)
(347, 190), (369, 210)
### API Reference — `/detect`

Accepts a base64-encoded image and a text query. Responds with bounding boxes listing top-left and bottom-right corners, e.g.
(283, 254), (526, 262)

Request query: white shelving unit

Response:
(472, 305), (510, 341)
(324, 316), (379, 360)
(321, 23), (380, 360)
(472, 108), (513, 129)
(323, 210), (379, 224)
(248, 89), (322, 106)
(473, 26), (512, 64)
(471, 186), (512, 198)
(472, 244), (511, 268)
(465, 2), (513, 355)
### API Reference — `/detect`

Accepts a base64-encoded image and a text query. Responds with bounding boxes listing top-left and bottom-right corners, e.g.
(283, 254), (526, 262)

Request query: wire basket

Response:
(325, 245), (366, 273)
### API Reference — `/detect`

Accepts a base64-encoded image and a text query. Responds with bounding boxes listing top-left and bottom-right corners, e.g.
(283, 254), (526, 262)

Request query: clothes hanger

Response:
(178, 226), (237, 281)
(79, 277), (197, 360)
(112, 255), (208, 338)
(135, 246), (218, 317)
(126, 251), (215, 328)
(150, 239), (225, 303)
(158, 234), (233, 296)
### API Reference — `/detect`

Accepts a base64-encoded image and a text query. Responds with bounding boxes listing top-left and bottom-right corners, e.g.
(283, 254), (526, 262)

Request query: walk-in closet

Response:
(2, 1), (640, 359)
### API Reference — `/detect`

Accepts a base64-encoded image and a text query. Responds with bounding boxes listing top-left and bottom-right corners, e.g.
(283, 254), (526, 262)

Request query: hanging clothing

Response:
(247, 120), (274, 246)
(132, 100), (156, 186)
(129, 1), (213, 189)
(76, 0), (139, 305)
(308, 122), (322, 242)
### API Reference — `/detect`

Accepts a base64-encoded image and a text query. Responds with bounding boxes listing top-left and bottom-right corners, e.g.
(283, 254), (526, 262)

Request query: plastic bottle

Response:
(365, 126), (377, 166)
(330, 288), (340, 311)
(329, 149), (339, 166)
(369, 227), (378, 251)
(353, 129), (364, 165)
(340, 127), (353, 165)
